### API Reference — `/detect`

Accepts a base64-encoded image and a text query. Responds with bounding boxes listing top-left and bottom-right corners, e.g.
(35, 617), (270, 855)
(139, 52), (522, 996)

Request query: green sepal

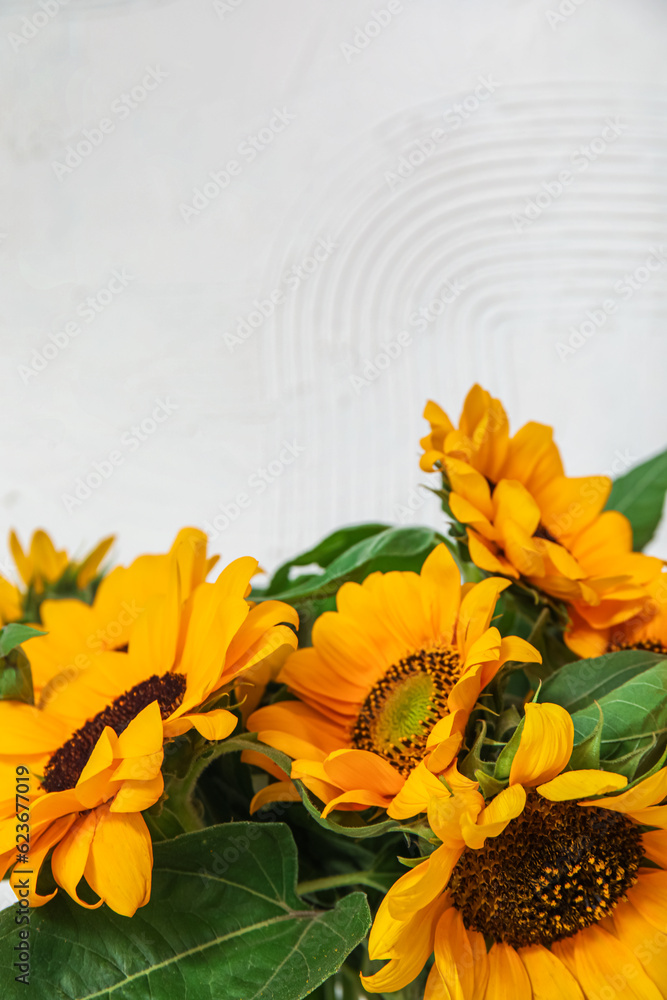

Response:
(492, 718), (525, 782)
(475, 769), (508, 798)
(568, 704), (603, 771)
(0, 622), (46, 656)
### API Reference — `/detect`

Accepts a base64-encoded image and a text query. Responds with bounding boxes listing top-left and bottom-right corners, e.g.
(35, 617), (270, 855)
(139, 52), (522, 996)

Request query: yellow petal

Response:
(362, 894), (448, 993)
(110, 773), (164, 813)
(420, 544), (463, 643)
(484, 943), (532, 1000)
(434, 906), (488, 1000)
(553, 923), (662, 1000)
(627, 871), (667, 934)
(387, 845), (461, 920)
(457, 578), (511, 657)
(642, 830), (667, 869)
(388, 762), (448, 820)
(538, 769), (628, 801)
(582, 766), (667, 812)
(84, 804), (153, 916)
(13, 813), (76, 906)
(164, 708), (237, 742)
(462, 784), (526, 850)
(612, 900), (667, 994)
(249, 780), (300, 813)
(0, 701), (73, 755)
(509, 703), (573, 787)
(76, 535), (115, 588)
(519, 944), (584, 999)
(51, 811), (103, 909)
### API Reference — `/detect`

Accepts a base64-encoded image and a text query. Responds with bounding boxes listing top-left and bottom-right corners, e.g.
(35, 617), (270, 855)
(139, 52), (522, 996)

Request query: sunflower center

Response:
(449, 792), (643, 948)
(350, 644), (459, 776)
(611, 639), (667, 655)
(41, 672), (186, 793)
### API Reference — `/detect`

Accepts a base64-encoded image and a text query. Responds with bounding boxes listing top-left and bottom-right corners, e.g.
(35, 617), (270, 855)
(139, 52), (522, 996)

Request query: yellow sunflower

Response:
(19, 527), (218, 702)
(420, 384), (663, 656)
(246, 544), (539, 816)
(0, 536), (298, 915)
(363, 701), (667, 999)
(0, 529), (115, 625)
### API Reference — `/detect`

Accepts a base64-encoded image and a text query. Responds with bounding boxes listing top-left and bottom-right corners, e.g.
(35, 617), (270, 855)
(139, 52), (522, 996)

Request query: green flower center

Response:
(350, 644), (460, 776)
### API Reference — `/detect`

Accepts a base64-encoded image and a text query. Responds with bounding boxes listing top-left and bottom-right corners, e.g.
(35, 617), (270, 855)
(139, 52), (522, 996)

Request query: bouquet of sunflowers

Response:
(2, 384), (667, 1000)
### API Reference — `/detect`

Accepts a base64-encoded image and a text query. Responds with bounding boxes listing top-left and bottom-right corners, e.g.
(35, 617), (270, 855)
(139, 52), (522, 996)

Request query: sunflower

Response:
(362, 701), (667, 998)
(0, 529), (115, 625)
(246, 544), (539, 816)
(0, 535), (298, 915)
(19, 527), (218, 702)
(420, 384), (663, 656)
(572, 571), (667, 659)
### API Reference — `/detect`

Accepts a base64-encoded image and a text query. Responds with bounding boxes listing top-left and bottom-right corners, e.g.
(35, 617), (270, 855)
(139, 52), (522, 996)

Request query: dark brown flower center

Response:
(610, 639), (667, 656)
(350, 645), (459, 777)
(449, 792), (643, 948)
(42, 672), (186, 793)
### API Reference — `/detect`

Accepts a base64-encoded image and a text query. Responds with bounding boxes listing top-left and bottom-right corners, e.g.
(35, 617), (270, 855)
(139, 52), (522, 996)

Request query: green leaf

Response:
(0, 622), (46, 656)
(258, 527), (450, 606)
(263, 524), (390, 596)
(0, 823), (370, 1000)
(570, 660), (667, 760)
(537, 650), (667, 714)
(605, 447), (667, 550)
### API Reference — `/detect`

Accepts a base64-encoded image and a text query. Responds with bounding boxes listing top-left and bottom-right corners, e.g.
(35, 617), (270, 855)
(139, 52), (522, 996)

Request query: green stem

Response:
(163, 741), (234, 832)
(528, 606), (551, 645)
(297, 871), (382, 895)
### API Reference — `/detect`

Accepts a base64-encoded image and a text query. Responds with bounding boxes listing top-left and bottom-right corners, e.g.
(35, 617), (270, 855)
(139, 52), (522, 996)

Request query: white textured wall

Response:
(1, 0), (666, 582)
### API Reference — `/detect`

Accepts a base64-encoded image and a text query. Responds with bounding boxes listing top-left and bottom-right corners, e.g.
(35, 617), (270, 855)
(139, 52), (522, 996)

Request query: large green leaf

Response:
(0, 824), (370, 1000)
(538, 650), (667, 714)
(258, 526), (450, 606)
(262, 524), (389, 597)
(570, 659), (667, 760)
(605, 447), (667, 550)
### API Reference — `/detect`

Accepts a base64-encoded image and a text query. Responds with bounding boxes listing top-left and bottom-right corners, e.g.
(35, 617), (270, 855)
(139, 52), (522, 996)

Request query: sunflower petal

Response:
(520, 944), (584, 999)
(51, 811), (103, 909)
(484, 943), (532, 1000)
(538, 769), (628, 801)
(510, 703), (573, 787)
(84, 804), (153, 916)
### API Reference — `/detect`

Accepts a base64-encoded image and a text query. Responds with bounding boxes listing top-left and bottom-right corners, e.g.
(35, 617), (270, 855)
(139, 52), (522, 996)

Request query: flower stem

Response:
(528, 606), (551, 645)
(163, 741), (234, 832)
